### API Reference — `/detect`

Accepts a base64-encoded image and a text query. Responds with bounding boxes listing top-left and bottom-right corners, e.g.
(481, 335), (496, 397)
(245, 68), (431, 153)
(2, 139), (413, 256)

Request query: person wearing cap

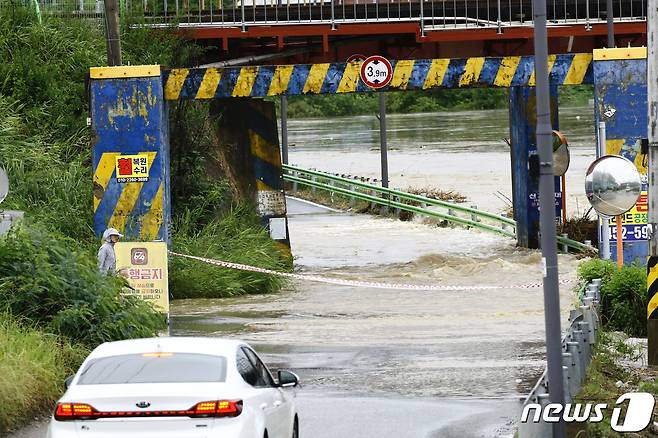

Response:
(98, 228), (123, 275)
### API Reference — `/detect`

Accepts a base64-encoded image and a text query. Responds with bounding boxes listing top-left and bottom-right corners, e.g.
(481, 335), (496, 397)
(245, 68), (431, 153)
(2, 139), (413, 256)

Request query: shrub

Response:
(0, 225), (165, 345)
(577, 259), (647, 337)
(0, 314), (87, 433)
(170, 205), (289, 298)
(600, 265), (647, 337)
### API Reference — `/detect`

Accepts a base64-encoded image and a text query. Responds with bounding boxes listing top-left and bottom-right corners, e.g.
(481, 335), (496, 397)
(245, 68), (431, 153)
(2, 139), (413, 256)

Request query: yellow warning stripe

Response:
(390, 60), (415, 90)
(249, 131), (281, 168)
(164, 69), (189, 100)
(139, 182), (164, 241)
(459, 57), (486, 87)
(195, 69), (222, 99)
(494, 57), (521, 87)
(303, 63), (330, 94)
(268, 65), (295, 96)
(232, 66), (259, 97)
(564, 54), (593, 85)
(93, 152), (120, 213)
(423, 59), (450, 89)
(337, 62), (362, 93)
(256, 180), (276, 192)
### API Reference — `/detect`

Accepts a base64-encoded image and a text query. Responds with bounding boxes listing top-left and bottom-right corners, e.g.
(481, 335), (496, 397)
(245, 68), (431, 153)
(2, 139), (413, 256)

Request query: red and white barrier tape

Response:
(169, 251), (575, 291)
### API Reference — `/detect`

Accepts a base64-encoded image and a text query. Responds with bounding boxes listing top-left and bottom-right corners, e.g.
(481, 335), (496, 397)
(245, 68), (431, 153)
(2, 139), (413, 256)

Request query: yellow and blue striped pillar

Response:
(246, 100), (292, 261)
(90, 65), (171, 244)
(509, 85), (561, 249)
(592, 48), (648, 265)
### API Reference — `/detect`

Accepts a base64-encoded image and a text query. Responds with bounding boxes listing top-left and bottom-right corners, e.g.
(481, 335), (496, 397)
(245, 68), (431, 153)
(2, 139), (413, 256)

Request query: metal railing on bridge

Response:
(283, 164), (594, 253)
(6, 1), (646, 34)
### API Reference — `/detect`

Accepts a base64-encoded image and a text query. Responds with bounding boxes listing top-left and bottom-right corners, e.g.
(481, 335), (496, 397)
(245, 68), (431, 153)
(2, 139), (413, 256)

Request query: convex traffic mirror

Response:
(585, 155), (642, 217)
(552, 130), (570, 177)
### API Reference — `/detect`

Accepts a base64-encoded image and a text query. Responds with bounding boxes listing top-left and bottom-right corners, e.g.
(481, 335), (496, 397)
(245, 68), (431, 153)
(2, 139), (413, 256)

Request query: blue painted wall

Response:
(593, 57), (648, 265)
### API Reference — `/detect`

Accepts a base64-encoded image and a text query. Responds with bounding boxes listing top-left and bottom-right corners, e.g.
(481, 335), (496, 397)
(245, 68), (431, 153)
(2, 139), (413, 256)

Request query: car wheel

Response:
(292, 416), (299, 438)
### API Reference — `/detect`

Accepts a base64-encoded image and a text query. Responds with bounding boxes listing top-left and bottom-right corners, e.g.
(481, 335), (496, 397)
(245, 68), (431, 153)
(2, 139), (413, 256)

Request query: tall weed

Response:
(0, 225), (165, 345)
(0, 314), (87, 433)
(170, 205), (288, 298)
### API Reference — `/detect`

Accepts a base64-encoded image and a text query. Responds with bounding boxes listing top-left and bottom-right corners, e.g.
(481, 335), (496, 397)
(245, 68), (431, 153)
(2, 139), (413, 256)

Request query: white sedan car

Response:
(47, 337), (299, 438)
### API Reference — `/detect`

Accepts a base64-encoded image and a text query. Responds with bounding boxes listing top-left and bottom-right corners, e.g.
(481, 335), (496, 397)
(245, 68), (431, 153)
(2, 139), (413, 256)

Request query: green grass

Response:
(170, 205), (289, 298)
(0, 315), (87, 434)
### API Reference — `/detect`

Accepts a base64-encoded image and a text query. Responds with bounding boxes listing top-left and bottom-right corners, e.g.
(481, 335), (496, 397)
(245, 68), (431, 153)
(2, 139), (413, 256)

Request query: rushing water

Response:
(170, 107), (593, 436)
(285, 105), (596, 216)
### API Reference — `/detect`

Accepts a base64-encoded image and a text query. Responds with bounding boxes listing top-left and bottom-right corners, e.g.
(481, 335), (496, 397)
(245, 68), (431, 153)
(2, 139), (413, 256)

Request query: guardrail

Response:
(283, 164), (594, 252)
(517, 278), (601, 438)
(5, 0), (646, 33)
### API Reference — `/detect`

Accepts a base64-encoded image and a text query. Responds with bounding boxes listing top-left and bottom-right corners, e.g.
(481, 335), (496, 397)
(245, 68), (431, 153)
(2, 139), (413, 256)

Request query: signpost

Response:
(115, 241), (170, 315)
(360, 56), (393, 89)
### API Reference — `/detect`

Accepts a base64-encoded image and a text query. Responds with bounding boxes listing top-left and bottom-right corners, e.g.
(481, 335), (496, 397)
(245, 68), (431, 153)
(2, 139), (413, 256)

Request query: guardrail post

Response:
(292, 171), (298, 192)
(581, 302), (596, 344)
(566, 341), (583, 384)
(470, 205), (480, 222)
(311, 175), (317, 194)
(394, 192), (401, 216)
(448, 208), (455, 216)
(573, 329), (589, 371)
(349, 184), (355, 207)
(561, 359), (572, 403)
(561, 233), (569, 253)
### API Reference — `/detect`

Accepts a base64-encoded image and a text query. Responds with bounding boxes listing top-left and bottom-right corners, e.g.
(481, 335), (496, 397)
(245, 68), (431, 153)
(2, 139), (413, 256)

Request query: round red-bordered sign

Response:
(360, 56), (393, 89)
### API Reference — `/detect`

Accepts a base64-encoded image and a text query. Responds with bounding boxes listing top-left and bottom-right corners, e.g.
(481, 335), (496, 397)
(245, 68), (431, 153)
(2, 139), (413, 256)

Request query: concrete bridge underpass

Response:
(88, 45), (648, 265)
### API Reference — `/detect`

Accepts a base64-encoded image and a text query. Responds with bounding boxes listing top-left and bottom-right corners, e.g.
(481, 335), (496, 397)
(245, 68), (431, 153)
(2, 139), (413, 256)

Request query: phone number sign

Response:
(608, 191), (648, 242)
(115, 154), (150, 183)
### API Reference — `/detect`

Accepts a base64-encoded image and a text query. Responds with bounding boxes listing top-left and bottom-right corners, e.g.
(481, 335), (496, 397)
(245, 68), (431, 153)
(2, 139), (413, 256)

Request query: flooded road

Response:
(171, 107), (591, 436)
(172, 199), (582, 436)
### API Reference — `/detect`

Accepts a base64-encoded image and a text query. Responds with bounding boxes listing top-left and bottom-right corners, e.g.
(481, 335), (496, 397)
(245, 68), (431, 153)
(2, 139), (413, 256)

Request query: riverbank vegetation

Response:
(0, 315), (87, 433)
(284, 85), (593, 119)
(0, 6), (287, 431)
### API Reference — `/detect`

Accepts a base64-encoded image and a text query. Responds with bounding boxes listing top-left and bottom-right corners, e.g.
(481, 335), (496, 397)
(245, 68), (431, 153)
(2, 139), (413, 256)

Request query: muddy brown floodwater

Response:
(171, 198), (583, 437)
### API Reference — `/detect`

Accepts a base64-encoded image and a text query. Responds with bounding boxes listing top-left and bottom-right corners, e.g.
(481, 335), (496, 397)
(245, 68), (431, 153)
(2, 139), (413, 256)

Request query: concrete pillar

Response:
(592, 48), (648, 265)
(509, 86), (561, 249)
(89, 65), (171, 244)
(208, 98), (292, 262)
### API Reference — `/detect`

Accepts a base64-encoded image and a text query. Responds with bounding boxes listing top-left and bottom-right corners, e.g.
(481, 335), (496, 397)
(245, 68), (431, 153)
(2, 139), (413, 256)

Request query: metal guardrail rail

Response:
(283, 164), (594, 252)
(517, 279), (601, 438)
(4, 1), (647, 33)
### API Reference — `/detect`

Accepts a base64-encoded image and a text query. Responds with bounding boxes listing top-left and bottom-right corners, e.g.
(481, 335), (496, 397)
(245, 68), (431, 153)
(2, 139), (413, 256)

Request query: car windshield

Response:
(77, 353), (227, 385)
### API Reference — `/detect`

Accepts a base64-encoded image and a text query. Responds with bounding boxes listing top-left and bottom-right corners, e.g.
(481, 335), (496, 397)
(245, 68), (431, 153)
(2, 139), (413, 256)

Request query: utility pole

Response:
(104, 0), (122, 66)
(378, 92), (389, 188)
(532, 0), (566, 435)
(647, 0), (658, 366)
(607, 0), (615, 48)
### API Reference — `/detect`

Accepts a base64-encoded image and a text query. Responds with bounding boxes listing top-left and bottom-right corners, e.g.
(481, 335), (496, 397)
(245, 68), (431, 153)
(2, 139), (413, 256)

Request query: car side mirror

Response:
(277, 370), (299, 388)
(64, 375), (75, 390)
